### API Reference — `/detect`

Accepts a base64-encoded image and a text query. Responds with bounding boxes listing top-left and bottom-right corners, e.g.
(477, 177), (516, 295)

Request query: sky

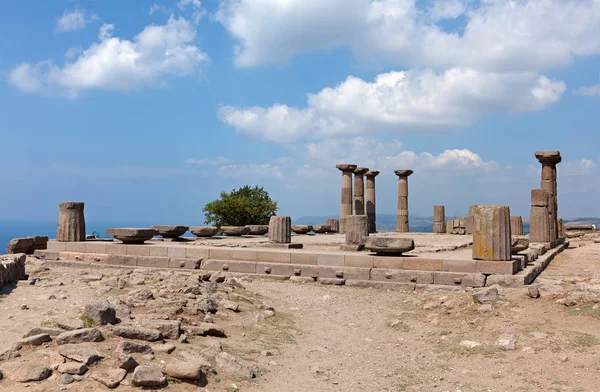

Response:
(1, 0), (600, 225)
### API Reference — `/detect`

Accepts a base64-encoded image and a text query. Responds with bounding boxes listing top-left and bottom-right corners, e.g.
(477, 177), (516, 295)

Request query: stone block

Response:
(269, 216), (291, 243)
(511, 235), (530, 253)
(340, 244), (364, 252)
(245, 225), (269, 235)
(105, 243), (127, 255)
(370, 269), (434, 284)
(317, 253), (345, 266)
(6, 238), (34, 254)
(201, 259), (256, 274)
(345, 216), (369, 245)
(364, 237), (415, 255)
(476, 260), (518, 275)
(344, 254), (374, 268)
(47, 241), (66, 251)
(106, 228), (157, 244)
(148, 246), (168, 257)
(166, 247), (186, 258)
(256, 250), (291, 264)
(318, 266), (370, 280)
(106, 255), (137, 267)
(151, 226), (189, 239)
(485, 274), (526, 288)
(290, 253), (318, 265)
(221, 226), (251, 236)
(85, 242), (106, 254)
(230, 249), (258, 261)
(471, 205), (511, 261)
(433, 272), (485, 287)
(402, 257), (443, 271)
(208, 248), (230, 260)
(292, 225), (313, 235)
(294, 265), (319, 278)
(126, 245), (150, 256)
(185, 247), (209, 259)
(33, 250), (59, 260)
(373, 256), (403, 269)
(531, 189), (549, 207)
(136, 256), (170, 268)
(256, 263), (295, 276)
(65, 242), (87, 253)
(189, 226), (219, 237)
(168, 258), (201, 269)
(442, 259), (478, 273)
(318, 278), (345, 285)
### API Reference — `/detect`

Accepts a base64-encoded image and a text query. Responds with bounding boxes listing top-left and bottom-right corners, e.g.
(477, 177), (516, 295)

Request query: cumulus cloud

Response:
(575, 83), (600, 97)
(10, 16), (208, 97)
(55, 9), (97, 33)
(216, 0), (600, 71)
(219, 68), (566, 142)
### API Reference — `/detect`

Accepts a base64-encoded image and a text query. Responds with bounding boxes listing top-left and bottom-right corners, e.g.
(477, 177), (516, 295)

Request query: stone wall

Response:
(0, 254), (26, 289)
(6, 236), (48, 255)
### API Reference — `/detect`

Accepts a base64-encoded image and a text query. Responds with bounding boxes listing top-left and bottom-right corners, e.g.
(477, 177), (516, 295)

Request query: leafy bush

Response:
(203, 185), (278, 226)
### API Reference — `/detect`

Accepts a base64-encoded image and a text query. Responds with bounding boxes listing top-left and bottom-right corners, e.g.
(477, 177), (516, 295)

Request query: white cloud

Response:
(218, 163), (285, 179)
(10, 16), (209, 97)
(178, 0), (205, 24)
(55, 9), (97, 33)
(219, 68), (565, 142)
(185, 157), (234, 166)
(575, 83), (600, 97)
(216, 0), (600, 72)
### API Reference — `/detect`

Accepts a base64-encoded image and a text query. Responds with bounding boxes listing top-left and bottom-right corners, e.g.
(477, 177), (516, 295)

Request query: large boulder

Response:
(0, 361), (51, 382)
(364, 237), (415, 255)
(132, 365), (166, 387)
(112, 326), (162, 342)
(83, 300), (117, 325)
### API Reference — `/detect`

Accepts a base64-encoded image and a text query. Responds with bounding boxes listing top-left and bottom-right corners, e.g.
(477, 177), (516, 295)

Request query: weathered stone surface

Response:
(190, 226), (219, 237)
(337, 164), (357, 234)
(58, 362), (88, 375)
(57, 202), (86, 242)
(472, 205), (511, 261)
(112, 326), (162, 342)
(116, 341), (153, 355)
(472, 286), (499, 304)
(364, 237), (415, 255)
(23, 327), (63, 338)
(145, 320), (180, 340)
(59, 344), (104, 365)
(19, 333), (52, 346)
(220, 226), (251, 236)
(0, 254), (26, 287)
(56, 328), (104, 344)
(269, 216), (292, 243)
(151, 226), (189, 239)
(511, 216), (524, 235)
(132, 365), (166, 387)
(153, 343), (176, 354)
(83, 300), (117, 325)
(353, 167), (369, 216)
(0, 343), (22, 362)
(345, 215), (369, 246)
(0, 361), (52, 382)
(106, 228), (157, 244)
(197, 297), (219, 314)
(530, 189), (551, 243)
(215, 352), (254, 379)
(565, 223), (595, 231)
(325, 218), (340, 233)
(291, 225), (313, 234)
(511, 235), (530, 253)
(91, 368), (127, 388)
(312, 225), (330, 233)
(6, 237), (34, 254)
(185, 323), (226, 337)
(433, 206), (445, 234)
(118, 355), (139, 370)
(164, 362), (204, 380)
(245, 225), (269, 235)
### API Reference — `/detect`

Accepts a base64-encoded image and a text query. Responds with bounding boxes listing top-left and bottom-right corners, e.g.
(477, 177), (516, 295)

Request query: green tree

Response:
(203, 185), (278, 226)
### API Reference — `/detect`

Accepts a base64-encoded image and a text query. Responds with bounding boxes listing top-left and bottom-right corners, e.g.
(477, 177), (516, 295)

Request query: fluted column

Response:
(471, 205), (511, 261)
(353, 167), (369, 216)
(336, 164), (357, 234)
(395, 170), (413, 232)
(57, 202), (86, 242)
(268, 216), (291, 243)
(433, 206), (445, 234)
(510, 216), (524, 235)
(535, 151), (561, 242)
(365, 170), (379, 233)
(530, 189), (551, 243)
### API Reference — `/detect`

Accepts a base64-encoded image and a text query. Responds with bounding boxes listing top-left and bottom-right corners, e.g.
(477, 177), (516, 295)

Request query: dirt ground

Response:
(2, 236), (600, 391)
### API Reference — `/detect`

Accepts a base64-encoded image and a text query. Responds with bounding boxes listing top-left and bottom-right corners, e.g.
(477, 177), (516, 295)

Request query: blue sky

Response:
(1, 0), (600, 225)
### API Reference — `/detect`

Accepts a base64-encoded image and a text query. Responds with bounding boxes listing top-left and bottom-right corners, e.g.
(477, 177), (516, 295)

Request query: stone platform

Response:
(40, 233), (567, 288)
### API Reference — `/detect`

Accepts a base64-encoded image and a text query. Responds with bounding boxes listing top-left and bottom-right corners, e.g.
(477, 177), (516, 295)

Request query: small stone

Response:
(118, 355), (139, 370)
(153, 343), (176, 354)
(145, 320), (181, 340)
(528, 285), (541, 298)
(264, 310), (275, 318)
(522, 347), (535, 354)
(56, 328), (104, 344)
(58, 362), (88, 375)
(477, 304), (493, 313)
(559, 354), (569, 362)
(459, 340), (481, 349)
(472, 286), (499, 304)
(111, 326), (162, 342)
(59, 344), (104, 365)
(215, 352), (254, 380)
(220, 300), (240, 312)
(197, 298), (219, 314)
(19, 333), (52, 346)
(20, 304), (29, 310)
(83, 300), (117, 325)
(0, 343), (22, 362)
(23, 327), (63, 338)
(132, 365), (166, 387)
(178, 334), (188, 343)
(164, 362), (204, 380)
(60, 373), (74, 384)
(203, 314), (214, 323)
(185, 323), (226, 338)
(56, 318), (85, 331)
(497, 333), (516, 350)
(116, 341), (153, 355)
(91, 368), (127, 388)
(530, 332), (548, 339)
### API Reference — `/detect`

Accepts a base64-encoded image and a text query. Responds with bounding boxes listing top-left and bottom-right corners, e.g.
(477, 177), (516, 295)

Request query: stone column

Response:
(433, 206), (445, 234)
(395, 170), (413, 232)
(345, 215), (369, 247)
(325, 218), (339, 233)
(268, 216), (291, 243)
(510, 216), (524, 235)
(336, 164), (357, 234)
(57, 202), (86, 242)
(530, 189), (551, 243)
(353, 167), (368, 216)
(365, 170), (379, 233)
(471, 205), (511, 261)
(535, 151), (561, 242)
(557, 218), (564, 238)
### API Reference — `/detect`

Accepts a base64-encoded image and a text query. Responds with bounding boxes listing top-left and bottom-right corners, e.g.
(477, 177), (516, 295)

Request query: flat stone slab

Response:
(312, 225), (331, 233)
(190, 226), (219, 237)
(106, 228), (157, 244)
(245, 225), (269, 235)
(511, 235), (530, 253)
(364, 237), (415, 255)
(151, 226), (189, 239)
(292, 225), (313, 234)
(262, 243), (304, 249)
(221, 226), (251, 236)
(565, 224), (595, 231)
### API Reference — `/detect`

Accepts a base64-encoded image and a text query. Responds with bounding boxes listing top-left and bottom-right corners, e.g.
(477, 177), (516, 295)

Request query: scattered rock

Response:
(186, 323), (226, 338)
(178, 334), (188, 344)
(118, 355), (138, 370)
(56, 318), (85, 331)
(497, 333), (516, 350)
(215, 352), (254, 380)
(129, 288), (154, 302)
(83, 300), (117, 325)
(91, 368), (127, 388)
(59, 344), (104, 365)
(111, 326), (162, 342)
(559, 354), (569, 362)
(210, 272), (226, 283)
(58, 362), (88, 375)
(477, 304), (493, 313)
(23, 327), (63, 338)
(528, 285), (540, 298)
(132, 365), (166, 387)
(56, 328), (104, 344)
(145, 320), (181, 340)
(19, 333), (52, 346)
(0, 343), (22, 362)
(153, 343), (176, 354)
(60, 373), (74, 384)
(0, 361), (52, 382)
(531, 332), (548, 339)
(220, 300), (240, 312)
(459, 340), (482, 349)
(164, 362), (204, 380)
(197, 298), (219, 314)
(116, 341), (153, 355)
(472, 286), (499, 304)
(522, 347), (535, 354)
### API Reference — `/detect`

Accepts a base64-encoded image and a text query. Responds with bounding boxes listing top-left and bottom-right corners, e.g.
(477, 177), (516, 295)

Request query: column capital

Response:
(535, 151), (561, 164)
(394, 169), (413, 177)
(365, 170), (380, 177)
(354, 167), (369, 175)
(336, 164), (357, 172)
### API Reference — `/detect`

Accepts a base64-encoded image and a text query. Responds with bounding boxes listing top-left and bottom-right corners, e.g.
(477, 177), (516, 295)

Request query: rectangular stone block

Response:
(201, 259), (256, 273)
(47, 241), (66, 251)
(370, 269), (434, 284)
(318, 266), (370, 280)
(442, 259), (477, 273)
(126, 245), (150, 256)
(317, 253), (345, 267)
(256, 263), (295, 276)
(64, 242), (86, 253)
(185, 247), (209, 259)
(475, 260), (518, 275)
(373, 256), (403, 269)
(106, 254), (137, 267)
(208, 248), (230, 260)
(402, 257), (443, 271)
(290, 253), (318, 265)
(148, 246), (168, 257)
(230, 249), (258, 261)
(433, 272), (485, 287)
(485, 274), (526, 287)
(105, 243), (127, 255)
(167, 247), (186, 258)
(168, 258), (202, 269)
(256, 250), (291, 264)
(85, 242), (106, 254)
(344, 254), (374, 268)
(33, 250), (59, 260)
(136, 256), (170, 268)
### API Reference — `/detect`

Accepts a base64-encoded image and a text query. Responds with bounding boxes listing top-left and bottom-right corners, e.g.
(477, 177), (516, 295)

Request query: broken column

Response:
(433, 206), (445, 234)
(268, 216), (291, 243)
(557, 218), (564, 238)
(336, 164), (357, 234)
(343, 215), (369, 251)
(395, 170), (413, 232)
(530, 189), (551, 243)
(471, 205), (511, 261)
(56, 202), (86, 242)
(325, 218), (339, 233)
(510, 216), (524, 235)
(353, 167), (368, 216)
(365, 170), (379, 233)
(535, 151), (561, 242)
